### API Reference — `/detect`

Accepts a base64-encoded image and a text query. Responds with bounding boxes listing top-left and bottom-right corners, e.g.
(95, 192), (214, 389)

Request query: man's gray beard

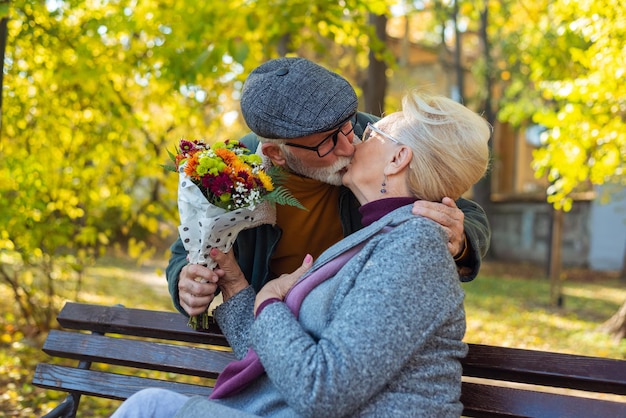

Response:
(282, 148), (350, 186)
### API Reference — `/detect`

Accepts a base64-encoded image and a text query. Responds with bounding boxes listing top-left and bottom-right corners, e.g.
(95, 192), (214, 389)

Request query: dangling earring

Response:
(380, 175), (387, 194)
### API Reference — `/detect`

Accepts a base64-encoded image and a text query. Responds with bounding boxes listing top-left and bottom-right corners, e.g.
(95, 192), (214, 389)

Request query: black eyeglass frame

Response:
(284, 115), (357, 158)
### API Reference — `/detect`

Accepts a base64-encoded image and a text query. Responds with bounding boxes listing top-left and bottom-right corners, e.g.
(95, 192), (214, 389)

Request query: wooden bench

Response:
(34, 302), (626, 417)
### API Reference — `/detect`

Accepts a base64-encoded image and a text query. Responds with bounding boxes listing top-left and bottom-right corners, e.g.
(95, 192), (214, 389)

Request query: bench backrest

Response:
(461, 344), (626, 417)
(34, 302), (626, 417)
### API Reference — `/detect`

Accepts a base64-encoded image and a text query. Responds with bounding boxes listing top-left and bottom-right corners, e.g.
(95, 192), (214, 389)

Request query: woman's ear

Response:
(261, 143), (287, 167)
(385, 146), (413, 175)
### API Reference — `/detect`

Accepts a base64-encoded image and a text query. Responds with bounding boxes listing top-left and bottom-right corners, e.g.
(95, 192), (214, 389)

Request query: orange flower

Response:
(215, 148), (251, 176)
(184, 154), (200, 179)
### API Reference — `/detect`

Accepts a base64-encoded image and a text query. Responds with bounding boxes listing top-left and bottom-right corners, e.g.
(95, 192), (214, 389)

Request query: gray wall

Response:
(588, 188), (626, 271)
(488, 196), (626, 272)
(488, 201), (591, 268)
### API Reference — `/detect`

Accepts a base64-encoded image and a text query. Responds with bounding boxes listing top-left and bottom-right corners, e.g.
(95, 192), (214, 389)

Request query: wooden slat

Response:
(33, 364), (212, 401)
(461, 381), (626, 418)
(43, 330), (235, 378)
(56, 302), (227, 346)
(463, 344), (626, 395)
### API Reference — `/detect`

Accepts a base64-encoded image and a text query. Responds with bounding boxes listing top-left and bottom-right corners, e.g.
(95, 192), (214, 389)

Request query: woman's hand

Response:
(209, 248), (249, 302)
(254, 254), (313, 316)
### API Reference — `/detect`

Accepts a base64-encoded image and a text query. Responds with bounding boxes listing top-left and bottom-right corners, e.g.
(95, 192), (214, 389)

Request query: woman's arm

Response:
(210, 249), (255, 359)
(213, 287), (256, 359)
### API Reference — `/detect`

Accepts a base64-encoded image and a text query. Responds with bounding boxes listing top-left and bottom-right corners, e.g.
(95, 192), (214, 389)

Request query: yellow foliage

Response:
(496, 0), (626, 209)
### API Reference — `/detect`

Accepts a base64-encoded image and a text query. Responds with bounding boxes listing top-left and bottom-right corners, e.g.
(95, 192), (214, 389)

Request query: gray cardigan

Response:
(177, 205), (467, 418)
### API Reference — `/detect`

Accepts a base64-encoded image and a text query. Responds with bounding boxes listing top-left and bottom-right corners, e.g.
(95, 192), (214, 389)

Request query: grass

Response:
(1, 258), (625, 416)
(464, 261), (626, 359)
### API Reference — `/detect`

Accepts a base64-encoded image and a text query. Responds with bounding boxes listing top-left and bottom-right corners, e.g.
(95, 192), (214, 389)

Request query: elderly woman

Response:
(111, 91), (491, 418)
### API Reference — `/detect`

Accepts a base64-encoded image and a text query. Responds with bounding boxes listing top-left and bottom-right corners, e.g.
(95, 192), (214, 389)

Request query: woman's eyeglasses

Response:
(361, 122), (401, 144)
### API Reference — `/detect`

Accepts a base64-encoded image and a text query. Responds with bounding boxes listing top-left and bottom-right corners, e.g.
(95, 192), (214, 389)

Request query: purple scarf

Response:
(209, 243), (364, 399)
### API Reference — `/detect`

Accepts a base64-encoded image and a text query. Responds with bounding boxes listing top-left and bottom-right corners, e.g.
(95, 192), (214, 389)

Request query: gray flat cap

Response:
(240, 57), (358, 140)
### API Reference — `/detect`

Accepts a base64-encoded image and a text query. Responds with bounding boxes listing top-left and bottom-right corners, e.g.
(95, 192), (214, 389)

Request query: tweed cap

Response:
(240, 57), (358, 139)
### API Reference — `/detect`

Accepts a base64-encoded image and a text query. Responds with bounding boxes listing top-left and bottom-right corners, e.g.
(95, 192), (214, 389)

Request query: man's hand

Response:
(178, 264), (218, 317)
(254, 254), (313, 316)
(412, 197), (466, 258)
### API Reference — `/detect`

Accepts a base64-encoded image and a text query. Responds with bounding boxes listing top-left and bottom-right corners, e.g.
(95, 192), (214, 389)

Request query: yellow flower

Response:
(257, 170), (274, 191)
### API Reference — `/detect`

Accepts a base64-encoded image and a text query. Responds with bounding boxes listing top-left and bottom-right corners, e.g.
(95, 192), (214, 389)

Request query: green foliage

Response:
(1, 0), (189, 329)
(0, 0), (398, 331)
(493, 0), (626, 210)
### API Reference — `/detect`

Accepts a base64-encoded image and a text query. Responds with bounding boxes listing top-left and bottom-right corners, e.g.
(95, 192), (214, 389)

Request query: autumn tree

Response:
(492, 0), (626, 337)
(0, 0), (397, 332)
(1, 0), (204, 331)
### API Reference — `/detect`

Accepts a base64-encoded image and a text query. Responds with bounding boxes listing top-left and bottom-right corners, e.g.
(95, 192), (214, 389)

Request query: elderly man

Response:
(166, 57), (490, 319)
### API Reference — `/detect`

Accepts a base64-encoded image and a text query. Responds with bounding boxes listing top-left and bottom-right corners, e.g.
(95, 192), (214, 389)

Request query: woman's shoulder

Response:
(381, 205), (443, 230)
(381, 206), (448, 244)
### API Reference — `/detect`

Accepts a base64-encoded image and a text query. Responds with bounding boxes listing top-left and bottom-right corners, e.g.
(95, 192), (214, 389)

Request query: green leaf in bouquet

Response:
(266, 165), (288, 184)
(161, 163), (178, 172)
(266, 186), (308, 211)
(161, 148), (179, 172)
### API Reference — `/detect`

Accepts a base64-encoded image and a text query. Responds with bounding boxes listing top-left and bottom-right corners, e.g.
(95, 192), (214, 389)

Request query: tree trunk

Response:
(548, 207), (564, 307)
(599, 299), (626, 341)
(471, 3), (493, 253)
(0, 16), (8, 137)
(399, 14), (409, 67)
(452, 0), (463, 102)
(363, 13), (388, 117)
(277, 34), (291, 57)
(620, 238), (626, 283)
(598, 232), (626, 341)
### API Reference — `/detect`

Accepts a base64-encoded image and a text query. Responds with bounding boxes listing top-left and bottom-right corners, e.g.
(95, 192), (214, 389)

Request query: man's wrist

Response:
(453, 234), (469, 262)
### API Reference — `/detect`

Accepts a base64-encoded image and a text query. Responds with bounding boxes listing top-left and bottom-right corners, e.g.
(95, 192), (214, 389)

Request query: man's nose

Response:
(333, 128), (356, 156)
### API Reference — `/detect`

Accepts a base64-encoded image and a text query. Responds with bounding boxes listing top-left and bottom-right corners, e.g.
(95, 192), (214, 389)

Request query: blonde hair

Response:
(393, 91), (491, 201)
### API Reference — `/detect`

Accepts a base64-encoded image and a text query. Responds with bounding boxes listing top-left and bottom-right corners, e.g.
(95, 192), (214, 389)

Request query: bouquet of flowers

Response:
(166, 138), (305, 329)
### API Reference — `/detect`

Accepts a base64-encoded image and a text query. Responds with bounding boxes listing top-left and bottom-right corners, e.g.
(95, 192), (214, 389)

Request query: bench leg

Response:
(41, 393), (80, 418)
(41, 358), (92, 417)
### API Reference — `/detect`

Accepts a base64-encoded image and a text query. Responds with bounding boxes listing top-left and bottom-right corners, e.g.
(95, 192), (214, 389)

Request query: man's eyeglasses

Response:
(285, 116), (356, 158)
(361, 122), (401, 144)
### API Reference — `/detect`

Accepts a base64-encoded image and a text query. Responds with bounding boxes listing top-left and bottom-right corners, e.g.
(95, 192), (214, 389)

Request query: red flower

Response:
(205, 172), (233, 198)
(179, 139), (197, 155)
